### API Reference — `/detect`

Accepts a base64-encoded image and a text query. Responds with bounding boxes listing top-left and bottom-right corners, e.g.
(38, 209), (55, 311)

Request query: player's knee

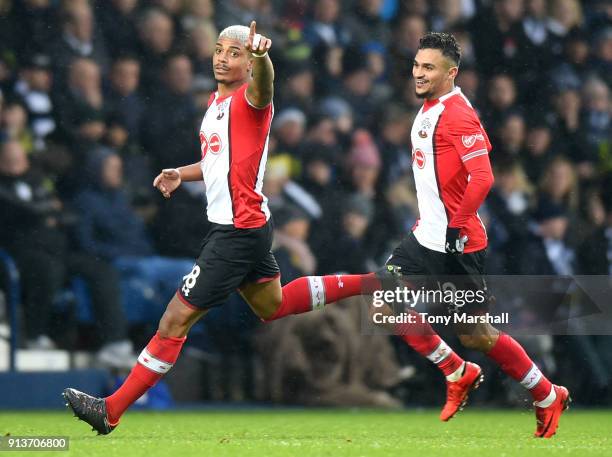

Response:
(158, 305), (192, 337)
(457, 333), (495, 352)
(255, 296), (283, 322)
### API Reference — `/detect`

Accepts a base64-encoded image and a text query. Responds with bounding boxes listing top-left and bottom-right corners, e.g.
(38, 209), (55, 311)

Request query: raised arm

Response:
(245, 21), (274, 108)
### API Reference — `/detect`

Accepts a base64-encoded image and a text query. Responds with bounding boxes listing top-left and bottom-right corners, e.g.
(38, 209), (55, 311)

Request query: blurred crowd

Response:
(0, 0), (611, 405)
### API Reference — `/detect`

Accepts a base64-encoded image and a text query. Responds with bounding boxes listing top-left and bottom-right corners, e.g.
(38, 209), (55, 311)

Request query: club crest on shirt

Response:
(461, 133), (484, 148)
(418, 118), (432, 138)
(216, 100), (229, 120)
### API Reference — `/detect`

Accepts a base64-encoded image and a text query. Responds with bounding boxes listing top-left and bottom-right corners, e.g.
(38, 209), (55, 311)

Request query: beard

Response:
(414, 80), (435, 99)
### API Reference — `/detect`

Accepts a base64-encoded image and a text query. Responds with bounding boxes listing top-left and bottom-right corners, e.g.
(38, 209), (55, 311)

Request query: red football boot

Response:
(440, 362), (484, 421)
(534, 385), (571, 438)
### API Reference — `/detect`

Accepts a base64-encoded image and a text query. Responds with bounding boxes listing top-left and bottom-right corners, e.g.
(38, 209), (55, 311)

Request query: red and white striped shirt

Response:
(199, 83), (273, 229)
(410, 86), (494, 253)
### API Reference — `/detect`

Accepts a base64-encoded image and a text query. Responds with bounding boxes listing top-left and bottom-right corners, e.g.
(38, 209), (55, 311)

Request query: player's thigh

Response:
(178, 252), (252, 310)
(239, 250), (281, 317)
(239, 276), (283, 319)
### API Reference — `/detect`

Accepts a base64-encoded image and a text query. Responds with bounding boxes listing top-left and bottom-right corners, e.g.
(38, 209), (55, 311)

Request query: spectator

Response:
(550, 28), (591, 93)
(539, 157), (579, 210)
(50, 2), (109, 87)
(495, 112), (526, 159)
(577, 177), (612, 275)
(547, 0), (584, 41)
(521, 121), (555, 184)
(376, 105), (413, 183)
(345, 0), (391, 46)
(471, 0), (531, 78)
(339, 47), (379, 128)
(0, 140), (133, 366)
(517, 0), (554, 104)
(593, 28), (612, 86)
(0, 99), (34, 154)
(303, 0), (351, 49)
(278, 62), (316, 117)
(7, 0), (57, 57)
(455, 63), (479, 101)
(55, 58), (106, 148)
(319, 96), (354, 140)
(482, 74), (518, 132)
(273, 107), (307, 163)
(486, 157), (533, 273)
(72, 149), (193, 310)
(272, 204), (316, 283)
(186, 20), (217, 81)
(321, 193), (376, 273)
(13, 54), (56, 151)
(547, 88), (584, 166)
(519, 198), (574, 275)
(215, 0), (260, 31)
(388, 14), (426, 87)
(181, 0), (215, 33)
(104, 56), (144, 147)
(143, 53), (198, 169)
(136, 8), (175, 96)
(96, 0), (140, 59)
(580, 77), (610, 173)
(431, 0), (470, 32)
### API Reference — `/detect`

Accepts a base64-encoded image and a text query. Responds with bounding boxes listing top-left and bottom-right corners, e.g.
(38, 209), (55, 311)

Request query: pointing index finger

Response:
(249, 21), (256, 38)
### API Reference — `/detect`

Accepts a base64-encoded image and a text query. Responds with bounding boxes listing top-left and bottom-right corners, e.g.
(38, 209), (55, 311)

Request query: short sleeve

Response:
(234, 83), (272, 114)
(231, 83), (273, 128)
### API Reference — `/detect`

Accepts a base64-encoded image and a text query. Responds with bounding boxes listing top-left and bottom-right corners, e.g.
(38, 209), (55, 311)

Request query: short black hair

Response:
(418, 32), (461, 67)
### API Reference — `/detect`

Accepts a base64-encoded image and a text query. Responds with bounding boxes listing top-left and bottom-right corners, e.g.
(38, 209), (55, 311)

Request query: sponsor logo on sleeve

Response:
(461, 133), (485, 148)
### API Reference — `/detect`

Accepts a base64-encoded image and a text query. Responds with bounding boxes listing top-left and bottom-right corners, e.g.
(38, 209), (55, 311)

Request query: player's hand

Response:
(153, 168), (182, 199)
(445, 227), (468, 254)
(245, 21), (272, 56)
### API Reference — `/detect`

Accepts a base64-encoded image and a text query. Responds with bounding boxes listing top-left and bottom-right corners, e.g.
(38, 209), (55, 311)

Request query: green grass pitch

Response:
(2, 409), (611, 456)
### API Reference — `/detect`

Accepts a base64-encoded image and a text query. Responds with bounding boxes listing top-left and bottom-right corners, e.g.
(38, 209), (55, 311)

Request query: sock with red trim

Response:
(487, 332), (554, 405)
(396, 312), (465, 380)
(105, 332), (186, 425)
(264, 273), (378, 321)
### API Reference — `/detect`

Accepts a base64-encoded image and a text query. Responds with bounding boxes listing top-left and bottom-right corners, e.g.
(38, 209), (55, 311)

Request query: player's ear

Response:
(448, 66), (458, 81)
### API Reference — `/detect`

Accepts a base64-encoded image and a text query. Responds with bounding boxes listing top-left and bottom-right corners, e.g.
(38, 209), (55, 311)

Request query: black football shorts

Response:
(177, 221), (280, 309)
(385, 232), (490, 313)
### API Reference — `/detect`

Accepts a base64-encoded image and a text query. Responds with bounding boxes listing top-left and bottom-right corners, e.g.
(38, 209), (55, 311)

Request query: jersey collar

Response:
(422, 86), (462, 112)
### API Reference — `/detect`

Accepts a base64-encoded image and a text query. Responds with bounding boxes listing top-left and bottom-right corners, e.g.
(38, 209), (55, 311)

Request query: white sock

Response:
(446, 361), (466, 382)
(534, 385), (557, 408)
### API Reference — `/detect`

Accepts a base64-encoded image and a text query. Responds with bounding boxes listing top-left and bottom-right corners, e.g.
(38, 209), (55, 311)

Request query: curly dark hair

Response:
(418, 32), (461, 67)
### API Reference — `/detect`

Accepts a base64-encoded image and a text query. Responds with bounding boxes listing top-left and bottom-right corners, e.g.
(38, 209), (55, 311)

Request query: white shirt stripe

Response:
(462, 149), (488, 162)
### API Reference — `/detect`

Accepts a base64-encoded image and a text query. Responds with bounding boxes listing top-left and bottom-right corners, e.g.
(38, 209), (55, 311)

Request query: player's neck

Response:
(217, 80), (247, 98)
(425, 84), (456, 103)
